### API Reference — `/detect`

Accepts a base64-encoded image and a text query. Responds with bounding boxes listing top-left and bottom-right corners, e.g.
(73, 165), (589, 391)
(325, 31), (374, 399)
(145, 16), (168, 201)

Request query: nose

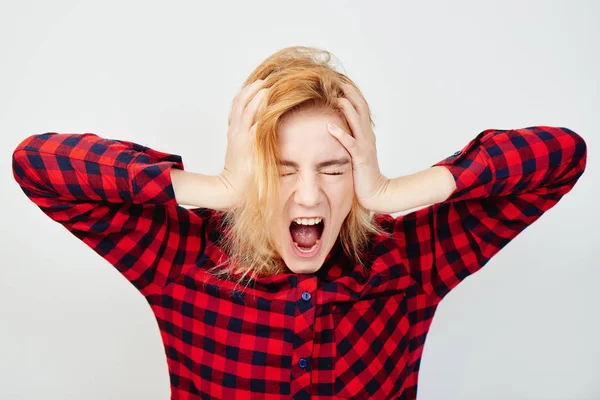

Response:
(293, 173), (323, 208)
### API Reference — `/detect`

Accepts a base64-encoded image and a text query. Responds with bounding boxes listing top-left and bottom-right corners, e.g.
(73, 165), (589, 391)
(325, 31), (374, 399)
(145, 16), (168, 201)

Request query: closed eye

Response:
(280, 171), (345, 177)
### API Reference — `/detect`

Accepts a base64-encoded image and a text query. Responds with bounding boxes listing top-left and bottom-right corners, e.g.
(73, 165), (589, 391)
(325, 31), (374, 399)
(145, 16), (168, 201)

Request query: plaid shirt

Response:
(12, 126), (587, 399)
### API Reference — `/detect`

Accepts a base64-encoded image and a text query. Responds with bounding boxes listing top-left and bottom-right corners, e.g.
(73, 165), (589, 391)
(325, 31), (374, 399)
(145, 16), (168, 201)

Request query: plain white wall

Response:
(1, 1), (598, 399)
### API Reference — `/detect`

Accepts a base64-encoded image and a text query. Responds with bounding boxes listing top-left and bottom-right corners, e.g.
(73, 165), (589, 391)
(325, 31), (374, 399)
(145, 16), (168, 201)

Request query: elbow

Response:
(561, 127), (587, 175)
(11, 132), (52, 190)
(12, 147), (35, 191)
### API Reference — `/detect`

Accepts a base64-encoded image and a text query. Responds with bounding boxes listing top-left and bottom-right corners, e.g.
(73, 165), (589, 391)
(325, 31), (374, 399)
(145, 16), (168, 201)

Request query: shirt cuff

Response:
(129, 147), (184, 205)
(431, 129), (497, 202)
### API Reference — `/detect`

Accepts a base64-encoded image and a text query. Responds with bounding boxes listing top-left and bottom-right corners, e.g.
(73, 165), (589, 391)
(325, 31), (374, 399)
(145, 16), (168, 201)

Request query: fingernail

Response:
(327, 123), (337, 130)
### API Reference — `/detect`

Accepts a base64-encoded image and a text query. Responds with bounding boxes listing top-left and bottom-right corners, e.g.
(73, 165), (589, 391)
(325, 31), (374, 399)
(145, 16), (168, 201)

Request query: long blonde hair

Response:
(206, 46), (389, 288)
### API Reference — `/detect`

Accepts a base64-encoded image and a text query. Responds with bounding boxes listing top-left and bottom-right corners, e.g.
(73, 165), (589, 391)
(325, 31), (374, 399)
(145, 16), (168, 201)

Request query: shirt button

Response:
(301, 291), (311, 301)
(298, 358), (308, 368)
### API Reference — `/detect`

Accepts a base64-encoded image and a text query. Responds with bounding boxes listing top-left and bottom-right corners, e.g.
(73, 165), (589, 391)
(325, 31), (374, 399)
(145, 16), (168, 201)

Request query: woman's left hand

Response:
(328, 83), (390, 213)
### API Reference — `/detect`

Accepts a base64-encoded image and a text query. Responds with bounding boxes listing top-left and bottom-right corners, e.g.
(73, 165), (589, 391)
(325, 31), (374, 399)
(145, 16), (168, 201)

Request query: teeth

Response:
(293, 217), (322, 225)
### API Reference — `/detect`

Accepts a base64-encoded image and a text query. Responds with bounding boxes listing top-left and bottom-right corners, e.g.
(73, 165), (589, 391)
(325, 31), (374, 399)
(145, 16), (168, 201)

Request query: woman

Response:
(12, 46), (587, 399)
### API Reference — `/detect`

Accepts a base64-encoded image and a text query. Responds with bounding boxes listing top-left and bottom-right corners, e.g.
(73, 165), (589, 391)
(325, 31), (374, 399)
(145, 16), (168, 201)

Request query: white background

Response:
(1, 1), (598, 399)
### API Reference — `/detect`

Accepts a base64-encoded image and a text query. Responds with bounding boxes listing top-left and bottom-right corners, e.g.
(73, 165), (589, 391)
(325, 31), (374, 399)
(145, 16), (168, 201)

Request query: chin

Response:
(283, 241), (330, 274)
(282, 236), (328, 274)
(286, 263), (322, 275)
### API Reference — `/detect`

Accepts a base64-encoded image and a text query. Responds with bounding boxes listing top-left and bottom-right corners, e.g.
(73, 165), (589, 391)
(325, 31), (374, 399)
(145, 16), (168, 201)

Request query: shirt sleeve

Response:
(12, 132), (211, 297)
(383, 126), (587, 304)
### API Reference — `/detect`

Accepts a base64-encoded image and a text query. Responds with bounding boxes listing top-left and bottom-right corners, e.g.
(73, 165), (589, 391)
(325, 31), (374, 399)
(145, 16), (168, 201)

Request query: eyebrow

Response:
(278, 157), (351, 169)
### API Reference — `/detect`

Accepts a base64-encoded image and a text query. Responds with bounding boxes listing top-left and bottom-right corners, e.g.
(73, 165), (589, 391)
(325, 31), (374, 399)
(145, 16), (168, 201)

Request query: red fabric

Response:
(12, 127), (587, 399)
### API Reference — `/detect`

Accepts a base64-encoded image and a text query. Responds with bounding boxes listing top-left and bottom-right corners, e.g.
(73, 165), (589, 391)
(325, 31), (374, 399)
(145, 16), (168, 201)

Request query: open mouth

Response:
(289, 219), (325, 254)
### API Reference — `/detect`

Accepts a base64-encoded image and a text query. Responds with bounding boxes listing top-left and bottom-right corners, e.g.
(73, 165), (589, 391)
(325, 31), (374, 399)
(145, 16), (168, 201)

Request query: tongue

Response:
(290, 223), (320, 248)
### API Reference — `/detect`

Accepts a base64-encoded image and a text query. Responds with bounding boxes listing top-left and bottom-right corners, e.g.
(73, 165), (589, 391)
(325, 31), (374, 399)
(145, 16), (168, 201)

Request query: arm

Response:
(372, 166), (456, 214)
(170, 169), (232, 211)
(12, 132), (221, 297)
(378, 126), (587, 303)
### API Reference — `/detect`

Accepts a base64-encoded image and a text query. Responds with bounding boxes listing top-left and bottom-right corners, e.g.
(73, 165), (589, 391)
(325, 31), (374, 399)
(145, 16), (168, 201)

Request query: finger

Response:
(327, 123), (358, 159)
(340, 83), (368, 115)
(230, 79), (267, 128)
(242, 88), (268, 129)
(335, 98), (362, 138)
(250, 121), (258, 134)
(235, 79), (268, 113)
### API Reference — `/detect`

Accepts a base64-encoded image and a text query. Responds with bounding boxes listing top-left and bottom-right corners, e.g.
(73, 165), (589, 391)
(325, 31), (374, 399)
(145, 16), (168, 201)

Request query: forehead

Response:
(277, 109), (349, 162)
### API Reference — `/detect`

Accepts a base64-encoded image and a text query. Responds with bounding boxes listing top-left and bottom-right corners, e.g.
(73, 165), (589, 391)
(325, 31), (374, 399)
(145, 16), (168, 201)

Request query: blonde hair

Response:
(206, 46), (389, 289)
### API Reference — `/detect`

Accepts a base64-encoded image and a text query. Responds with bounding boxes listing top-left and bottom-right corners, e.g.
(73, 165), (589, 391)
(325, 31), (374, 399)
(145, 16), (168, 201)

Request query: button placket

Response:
(289, 277), (317, 395)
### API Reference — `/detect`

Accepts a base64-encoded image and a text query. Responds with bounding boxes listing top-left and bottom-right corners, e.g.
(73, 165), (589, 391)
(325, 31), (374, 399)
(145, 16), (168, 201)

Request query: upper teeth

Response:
(293, 217), (322, 225)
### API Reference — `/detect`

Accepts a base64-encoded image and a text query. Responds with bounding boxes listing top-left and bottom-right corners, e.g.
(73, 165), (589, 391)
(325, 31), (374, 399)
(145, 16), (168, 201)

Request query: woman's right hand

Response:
(218, 79), (269, 209)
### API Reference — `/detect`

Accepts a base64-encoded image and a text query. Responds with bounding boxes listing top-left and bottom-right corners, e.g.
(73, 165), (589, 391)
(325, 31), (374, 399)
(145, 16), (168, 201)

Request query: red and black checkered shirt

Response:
(12, 126), (587, 399)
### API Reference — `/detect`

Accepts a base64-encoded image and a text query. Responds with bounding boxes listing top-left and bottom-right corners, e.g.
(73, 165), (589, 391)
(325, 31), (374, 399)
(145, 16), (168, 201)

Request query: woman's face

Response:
(272, 108), (354, 274)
